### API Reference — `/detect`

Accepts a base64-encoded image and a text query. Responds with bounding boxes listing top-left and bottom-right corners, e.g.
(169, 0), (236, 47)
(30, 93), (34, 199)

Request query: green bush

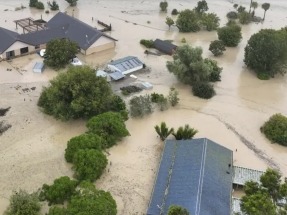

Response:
(260, 114), (287, 146)
(120, 85), (142, 96)
(151, 93), (165, 103)
(39, 176), (77, 205)
(201, 13), (220, 31)
(29, 0), (38, 7)
(65, 134), (105, 163)
(168, 205), (190, 215)
(159, 1), (168, 12)
(35, 1), (44, 9)
(129, 95), (153, 117)
(171, 9), (179, 15)
(73, 149), (108, 181)
(168, 87), (179, 106)
(257, 73), (270, 80)
(239, 11), (251, 24)
(140, 39), (154, 48)
(209, 40), (226, 56)
(192, 82), (215, 99)
(86, 112), (129, 148)
(48, 0), (59, 10)
(227, 11), (238, 19)
(47, 206), (66, 215)
(172, 124), (198, 140)
(217, 24), (242, 47)
(5, 190), (41, 215)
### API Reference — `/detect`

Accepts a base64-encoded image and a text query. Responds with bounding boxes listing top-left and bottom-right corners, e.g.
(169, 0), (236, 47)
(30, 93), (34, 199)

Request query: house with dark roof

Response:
(147, 138), (233, 215)
(0, 12), (116, 60)
(154, 39), (177, 55)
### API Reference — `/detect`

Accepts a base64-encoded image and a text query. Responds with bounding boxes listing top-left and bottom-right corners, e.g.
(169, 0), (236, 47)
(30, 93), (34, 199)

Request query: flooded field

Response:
(0, 0), (287, 214)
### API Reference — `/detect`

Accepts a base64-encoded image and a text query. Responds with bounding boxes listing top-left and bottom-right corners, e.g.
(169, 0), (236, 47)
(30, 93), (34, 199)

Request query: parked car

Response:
(71, 57), (82, 66)
(39, 49), (46, 57)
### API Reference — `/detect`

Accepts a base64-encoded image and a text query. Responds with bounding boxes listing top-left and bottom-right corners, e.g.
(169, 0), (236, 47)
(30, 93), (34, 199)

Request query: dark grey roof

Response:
(147, 138), (233, 215)
(0, 27), (19, 53)
(154, 39), (177, 55)
(109, 71), (125, 80)
(109, 56), (143, 72)
(46, 12), (116, 50)
(18, 25), (67, 46)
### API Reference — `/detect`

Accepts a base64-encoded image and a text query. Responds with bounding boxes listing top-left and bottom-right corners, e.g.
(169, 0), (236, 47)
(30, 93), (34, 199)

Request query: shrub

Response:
(217, 24), (242, 47)
(65, 134), (105, 163)
(159, 1), (168, 12)
(158, 96), (169, 111)
(201, 13), (220, 31)
(39, 176), (77, 205)
(151, 93), (165, 103)
(48, 0), (59, 10)
(47, 206), (66, 215)
(226, 19), (237, 26)
(239, 11), (251, 24)
(129, 95), (153, 118)
(209, 40), (226, 56)
(171, 9), (179, 15)
(226, 11), (238, 19)
(35, 1), (44, 9)
(45, 10), (50, 13)
(172, 124), (198, 140)
(168, 87), (179, 106)
(87, 112), (129, 148)
(168, 205), (190, 215)
(155, 122), (174, 141)
(73, 149), (108, 181)
(29, 0), (38, 7)
(257, 73), (270, 80)
(237, 5), (246, 13)
(140, 39), (154, 48)
(5, 190), (41, 215)
(260, 114), (287, 146)
(192, 82), (215, 99)
(181, 37), (186, 43)
(120, 85), (142, 96)
(204, 58), (222, 82)
(65, 0), (78, 6)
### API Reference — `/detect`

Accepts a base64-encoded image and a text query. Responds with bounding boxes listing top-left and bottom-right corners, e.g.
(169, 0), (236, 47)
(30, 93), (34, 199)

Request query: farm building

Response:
(107, 56), (144, 75)
(0, 12), (116, 60)
(154, 39), (177, 55)
(147, 138), (233, 215)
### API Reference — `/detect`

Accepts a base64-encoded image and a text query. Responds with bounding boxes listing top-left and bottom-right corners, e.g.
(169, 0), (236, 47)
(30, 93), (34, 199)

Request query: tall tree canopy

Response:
(44, 39), (78, 69)
(66, 181), (117, 215)
(176, 9), (200, 32)
(217, 23), (242, 47)
(244, 28), (287, 78)
(38, 66), (127, 120)
(241, 168), (287, 215)
(194, 0), (209, 14)
(262, 3), (271, 20)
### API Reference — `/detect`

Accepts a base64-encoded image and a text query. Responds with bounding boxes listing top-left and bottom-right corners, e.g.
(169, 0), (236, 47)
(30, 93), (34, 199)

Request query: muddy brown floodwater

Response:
(0, 0), (287, 214)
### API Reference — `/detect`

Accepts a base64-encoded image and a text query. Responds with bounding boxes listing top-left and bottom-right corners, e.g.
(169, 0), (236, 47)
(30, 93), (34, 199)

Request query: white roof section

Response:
(233, 166), (264, 186)
(108, 56), (143, 73)
(96, 70), (107, 77)
(232, 197), (244, 215)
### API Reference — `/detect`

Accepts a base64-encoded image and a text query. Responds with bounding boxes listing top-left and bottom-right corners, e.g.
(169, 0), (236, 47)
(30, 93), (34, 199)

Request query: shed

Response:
(33, 62), (44, 73)
(147, 138), (233, 215)
(141, 82), (153, 89)
(109, 71), (125, 81)
(154, 39), (177, 55)
(107, 56), (144, 75)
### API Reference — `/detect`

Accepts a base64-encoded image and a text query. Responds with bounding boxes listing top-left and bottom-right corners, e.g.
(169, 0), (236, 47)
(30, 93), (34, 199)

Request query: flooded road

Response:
(0, 0), (287, 214)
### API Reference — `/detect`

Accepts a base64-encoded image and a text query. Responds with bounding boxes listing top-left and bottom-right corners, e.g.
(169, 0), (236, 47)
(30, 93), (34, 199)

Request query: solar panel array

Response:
(147, 138), (233, 215)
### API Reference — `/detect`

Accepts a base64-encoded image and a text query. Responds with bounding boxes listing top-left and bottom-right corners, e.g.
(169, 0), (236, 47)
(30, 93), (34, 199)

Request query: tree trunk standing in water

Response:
(262, 3), (271, 21)
(249, 0), (253, 13)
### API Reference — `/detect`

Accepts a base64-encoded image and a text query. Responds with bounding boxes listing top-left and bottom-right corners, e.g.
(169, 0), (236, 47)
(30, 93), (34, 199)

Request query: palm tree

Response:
(251, 1), (258, 17)
(154, 122), (174, 141)
(262, 3), (270, 20)
(172, 124), (198, 140)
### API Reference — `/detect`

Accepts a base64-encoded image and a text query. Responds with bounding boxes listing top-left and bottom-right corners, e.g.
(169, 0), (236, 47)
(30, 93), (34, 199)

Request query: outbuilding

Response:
(107, 56), (144, 75)
(33, 62), (44, 73)
(154, 39), (177, 55)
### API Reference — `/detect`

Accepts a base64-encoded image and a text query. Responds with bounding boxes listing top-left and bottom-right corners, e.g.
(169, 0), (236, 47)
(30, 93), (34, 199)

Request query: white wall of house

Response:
(3, 41), (35, 59)
(85, 36), (115, 55)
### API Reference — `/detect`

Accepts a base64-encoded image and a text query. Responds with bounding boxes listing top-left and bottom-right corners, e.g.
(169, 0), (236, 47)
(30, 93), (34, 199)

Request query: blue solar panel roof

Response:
(147, 138), (233, 215)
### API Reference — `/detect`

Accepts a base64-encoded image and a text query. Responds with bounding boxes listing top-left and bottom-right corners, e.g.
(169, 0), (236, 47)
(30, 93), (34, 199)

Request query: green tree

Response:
(217, 24), (242, 47)
(38, 66), (126, 120)
(47, 206), (66, 215)
(237, 5), (246, 13)
(86, 112), (129, 147)
(168, 205), (189, 215)
(65, 0), (78, 6)
(172, 124), (198, 140)
(48, 1), (59, 10)
(241, 192), (276, 215)
(209, 40), (226, 56)
(44, 39), (78, 69)
(260, 114), (287, 146)
(176, 9), (200, 32)
(239, 11), (252, 24)
(140, 39), (155, 48)
(233, 4), (238, 9)
(155, 122), (174, 141)
(4, 190), (41, 215)
(67, 182), (117, 215)
(251, 1), (258, 17)
(159, 1), (168, 12)
(262, 3), (271, 20)
(226, 11), (238, 20)
(192, 82), (215, 99)
(35, 1), (44, 9)
(171, 9), (179, 15)
(73, 149), (108, 181)
(194, 0), (208, 14)
(244, 29), (287, 78)
(168, 87), (179, 106)
(129, 95), (153, 118)
(39, 176), (77, 205)
(29, 0), (38, 7)
(201, 13), (220, 31)
(244, 181), (260, 195)
(166, 17), (174, 29)
(65, 134), (105, 163)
